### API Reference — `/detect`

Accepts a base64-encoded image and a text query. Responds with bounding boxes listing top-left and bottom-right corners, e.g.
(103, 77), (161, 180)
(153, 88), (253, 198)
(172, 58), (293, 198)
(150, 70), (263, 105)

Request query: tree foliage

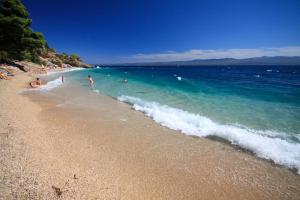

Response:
(56, 52), (82, 66)
(0, 0), (46, 62)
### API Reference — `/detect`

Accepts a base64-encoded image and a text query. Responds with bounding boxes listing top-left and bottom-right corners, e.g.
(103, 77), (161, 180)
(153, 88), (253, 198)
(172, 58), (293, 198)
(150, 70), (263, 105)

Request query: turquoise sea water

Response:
(41, 66), (300, 173)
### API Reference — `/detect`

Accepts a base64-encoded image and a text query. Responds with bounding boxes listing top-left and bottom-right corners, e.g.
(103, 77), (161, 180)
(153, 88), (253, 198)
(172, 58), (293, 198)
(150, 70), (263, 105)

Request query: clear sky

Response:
(22, 0), (300, 63)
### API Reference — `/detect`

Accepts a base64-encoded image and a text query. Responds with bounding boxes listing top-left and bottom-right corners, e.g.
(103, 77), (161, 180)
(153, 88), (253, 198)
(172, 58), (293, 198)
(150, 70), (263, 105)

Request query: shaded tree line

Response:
(0, 0), (83, 65)
(0, 0), (47, 63)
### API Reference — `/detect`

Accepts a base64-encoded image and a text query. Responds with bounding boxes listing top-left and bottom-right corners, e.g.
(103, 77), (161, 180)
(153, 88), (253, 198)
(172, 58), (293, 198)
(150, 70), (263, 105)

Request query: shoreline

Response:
(95, 90), (300, 175)
(1, 72), (300, 199)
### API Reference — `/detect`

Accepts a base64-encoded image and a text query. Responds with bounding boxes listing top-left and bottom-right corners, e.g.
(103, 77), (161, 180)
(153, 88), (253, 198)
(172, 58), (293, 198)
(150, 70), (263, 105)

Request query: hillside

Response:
(0, 0), (91, 77)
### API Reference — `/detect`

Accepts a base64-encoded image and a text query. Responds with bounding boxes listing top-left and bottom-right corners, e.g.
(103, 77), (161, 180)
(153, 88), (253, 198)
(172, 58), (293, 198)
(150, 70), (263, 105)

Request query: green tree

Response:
(0, 0), (46, 62)
(70, 54), (81, 61)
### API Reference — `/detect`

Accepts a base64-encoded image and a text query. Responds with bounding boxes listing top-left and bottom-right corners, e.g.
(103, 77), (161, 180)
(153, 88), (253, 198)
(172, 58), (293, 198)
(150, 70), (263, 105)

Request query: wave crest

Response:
(118, 95), (300, 173)
(30, 77), (63, 91)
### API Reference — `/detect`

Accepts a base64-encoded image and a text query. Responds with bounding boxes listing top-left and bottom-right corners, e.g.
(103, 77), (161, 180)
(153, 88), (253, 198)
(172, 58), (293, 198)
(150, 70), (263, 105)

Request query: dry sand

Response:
(0, 73), (300, 199)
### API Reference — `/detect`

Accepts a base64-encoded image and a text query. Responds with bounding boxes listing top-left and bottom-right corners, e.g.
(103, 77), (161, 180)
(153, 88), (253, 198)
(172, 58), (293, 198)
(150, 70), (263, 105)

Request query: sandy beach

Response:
(1, 72), (300, 200)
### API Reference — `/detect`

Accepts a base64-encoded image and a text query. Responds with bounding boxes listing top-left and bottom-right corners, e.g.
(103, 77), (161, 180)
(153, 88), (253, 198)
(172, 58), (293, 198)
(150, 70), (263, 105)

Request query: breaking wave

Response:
(118, 95), (300, 173)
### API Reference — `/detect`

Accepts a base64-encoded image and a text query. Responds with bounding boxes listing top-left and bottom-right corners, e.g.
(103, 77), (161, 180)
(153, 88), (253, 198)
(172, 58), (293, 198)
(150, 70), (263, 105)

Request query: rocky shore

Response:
(0, 50), (91, 81)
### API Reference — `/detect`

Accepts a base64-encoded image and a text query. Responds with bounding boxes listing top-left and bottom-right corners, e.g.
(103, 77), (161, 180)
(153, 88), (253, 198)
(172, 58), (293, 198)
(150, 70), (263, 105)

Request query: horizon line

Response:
(93, 46), (300, 64)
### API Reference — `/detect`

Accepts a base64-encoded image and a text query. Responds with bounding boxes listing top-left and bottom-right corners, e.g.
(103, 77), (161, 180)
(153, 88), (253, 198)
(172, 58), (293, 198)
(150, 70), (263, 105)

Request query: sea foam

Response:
(30, 77), (63, 92)
(118, 95), (300, 173)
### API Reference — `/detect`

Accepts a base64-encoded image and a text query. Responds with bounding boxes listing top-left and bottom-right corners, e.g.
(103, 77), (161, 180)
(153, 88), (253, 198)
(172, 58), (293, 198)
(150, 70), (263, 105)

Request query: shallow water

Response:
(31, 65), (300, 173)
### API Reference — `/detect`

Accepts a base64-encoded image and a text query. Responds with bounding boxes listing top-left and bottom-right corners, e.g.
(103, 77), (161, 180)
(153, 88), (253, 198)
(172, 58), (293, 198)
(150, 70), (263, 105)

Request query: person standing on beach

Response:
(87, 75), (94, 87)
(61, 75), (64, 83)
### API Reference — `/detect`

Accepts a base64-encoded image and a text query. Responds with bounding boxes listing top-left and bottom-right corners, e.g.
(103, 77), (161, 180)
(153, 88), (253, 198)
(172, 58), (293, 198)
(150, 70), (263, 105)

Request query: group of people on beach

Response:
(30, 73), (128, 89)
(30, 75), (94, 88)
(0, 65), (15, 80)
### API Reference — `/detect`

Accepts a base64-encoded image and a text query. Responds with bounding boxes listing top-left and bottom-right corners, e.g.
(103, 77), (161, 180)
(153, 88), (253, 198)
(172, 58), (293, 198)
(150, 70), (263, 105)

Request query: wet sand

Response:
(1, 73), (300, 199)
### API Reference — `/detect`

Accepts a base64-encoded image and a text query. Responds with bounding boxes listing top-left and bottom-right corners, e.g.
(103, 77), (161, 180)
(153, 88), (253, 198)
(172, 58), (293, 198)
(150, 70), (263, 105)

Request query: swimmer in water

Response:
(87, 75), (94, 87)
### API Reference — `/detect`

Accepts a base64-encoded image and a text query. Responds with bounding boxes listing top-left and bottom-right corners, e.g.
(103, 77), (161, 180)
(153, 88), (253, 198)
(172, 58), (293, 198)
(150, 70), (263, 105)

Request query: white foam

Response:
(118, 95), (300, 173)
(266, 69), (273, 72)
(29, 77), (63, 92)
(177, 76), (182, 81)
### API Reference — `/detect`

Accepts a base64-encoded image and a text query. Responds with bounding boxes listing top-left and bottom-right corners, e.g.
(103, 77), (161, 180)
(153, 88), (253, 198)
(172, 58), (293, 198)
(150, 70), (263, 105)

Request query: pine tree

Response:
(0, 0), (46, 62)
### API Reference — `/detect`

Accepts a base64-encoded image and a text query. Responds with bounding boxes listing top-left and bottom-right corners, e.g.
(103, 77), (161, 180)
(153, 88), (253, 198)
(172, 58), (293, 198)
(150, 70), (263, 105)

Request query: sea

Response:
(31, 65), (300, 173)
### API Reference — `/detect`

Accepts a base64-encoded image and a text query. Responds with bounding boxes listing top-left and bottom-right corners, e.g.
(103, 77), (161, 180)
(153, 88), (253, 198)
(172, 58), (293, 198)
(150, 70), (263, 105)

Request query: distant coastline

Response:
(101, 56), (300, 67)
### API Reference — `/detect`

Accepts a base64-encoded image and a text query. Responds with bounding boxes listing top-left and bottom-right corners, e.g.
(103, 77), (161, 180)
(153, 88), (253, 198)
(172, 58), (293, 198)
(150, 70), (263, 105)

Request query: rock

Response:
(62, 63), (72, 68)
(15, 61), (46, 74)
(78, 62), (92, 68)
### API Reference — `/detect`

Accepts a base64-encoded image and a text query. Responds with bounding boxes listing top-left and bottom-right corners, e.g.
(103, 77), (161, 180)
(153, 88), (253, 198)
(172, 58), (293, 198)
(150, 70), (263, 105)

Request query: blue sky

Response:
(23, 0), (300, 63)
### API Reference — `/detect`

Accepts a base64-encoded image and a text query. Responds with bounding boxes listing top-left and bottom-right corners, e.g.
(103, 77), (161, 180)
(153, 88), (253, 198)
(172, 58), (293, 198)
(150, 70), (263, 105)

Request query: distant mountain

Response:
(106, 56), (300, 66)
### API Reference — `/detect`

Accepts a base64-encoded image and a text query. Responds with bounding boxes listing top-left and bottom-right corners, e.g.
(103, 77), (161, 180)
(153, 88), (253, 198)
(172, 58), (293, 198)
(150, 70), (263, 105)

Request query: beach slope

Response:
(0, 73), (300, 199)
